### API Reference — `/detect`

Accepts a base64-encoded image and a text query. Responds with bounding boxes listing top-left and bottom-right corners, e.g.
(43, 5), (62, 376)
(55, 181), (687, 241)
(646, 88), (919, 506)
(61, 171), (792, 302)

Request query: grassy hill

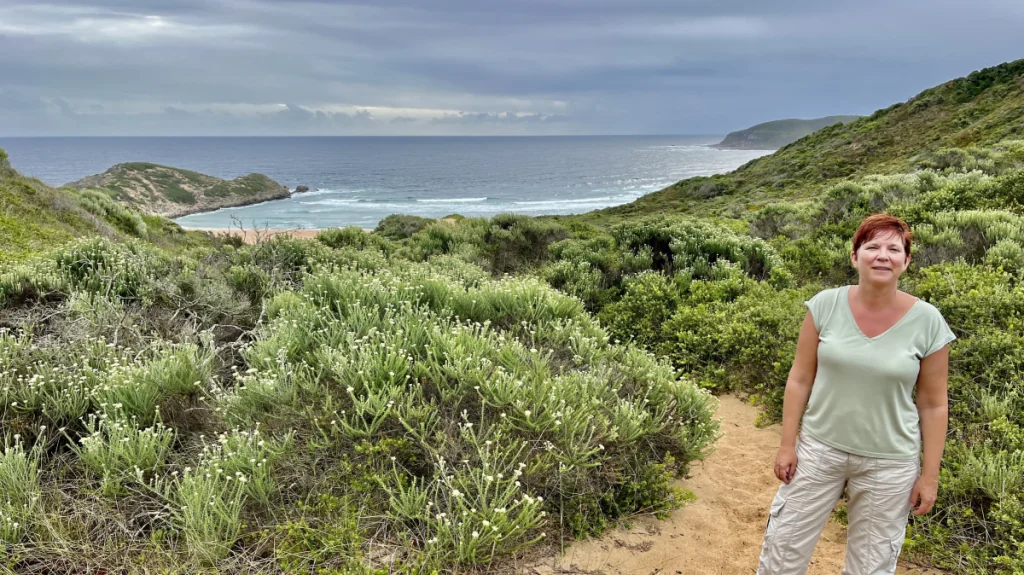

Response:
(65, 162), (290, 218)
(0, 150), (214, 261)
(587, 58), (1024, 222)
(712, 115), (861, 150)
(0, 148), (126, 261)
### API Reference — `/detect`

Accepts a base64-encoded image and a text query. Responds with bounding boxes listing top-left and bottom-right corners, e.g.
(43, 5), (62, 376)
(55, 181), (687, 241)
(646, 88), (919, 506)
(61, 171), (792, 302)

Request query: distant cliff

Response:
(65, 162), (291, 218)
(712, 115), (862, 150)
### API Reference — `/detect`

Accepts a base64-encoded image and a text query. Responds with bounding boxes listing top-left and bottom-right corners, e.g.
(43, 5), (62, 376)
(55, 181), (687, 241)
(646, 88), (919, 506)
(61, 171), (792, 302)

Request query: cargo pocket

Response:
(887, 536), (904, 574)
(758, 494), (788, 573)
(766, 495), (787, 537)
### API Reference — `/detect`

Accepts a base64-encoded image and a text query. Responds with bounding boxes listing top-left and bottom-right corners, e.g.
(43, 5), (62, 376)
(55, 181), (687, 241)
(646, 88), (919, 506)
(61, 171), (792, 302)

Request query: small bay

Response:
(0, 135), (769, 229)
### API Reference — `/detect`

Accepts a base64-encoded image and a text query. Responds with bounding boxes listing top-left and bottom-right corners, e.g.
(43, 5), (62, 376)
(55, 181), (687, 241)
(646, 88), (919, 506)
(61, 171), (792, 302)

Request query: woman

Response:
(757, 214), (955, 575)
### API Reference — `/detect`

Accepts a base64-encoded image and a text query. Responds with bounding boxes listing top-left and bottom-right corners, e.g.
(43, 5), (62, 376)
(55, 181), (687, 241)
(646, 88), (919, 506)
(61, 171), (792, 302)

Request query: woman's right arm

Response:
(775, 310), (819, 483)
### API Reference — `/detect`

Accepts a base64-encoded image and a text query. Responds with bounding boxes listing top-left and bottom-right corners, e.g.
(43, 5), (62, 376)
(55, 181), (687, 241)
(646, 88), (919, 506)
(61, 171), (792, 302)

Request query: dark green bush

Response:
(483, 213), (568, 275)
(597, 271), (682, 348)
(373, 214), (433, 240)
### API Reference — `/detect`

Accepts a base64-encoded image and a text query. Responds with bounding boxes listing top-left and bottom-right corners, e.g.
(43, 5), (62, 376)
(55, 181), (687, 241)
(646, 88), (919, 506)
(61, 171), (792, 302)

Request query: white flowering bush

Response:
(52, 237), (157, 302)
(390, 426), (546, 565)
(151, 427), (288, 563)
(1, 333), (128, 427)
(218, 256), (719, 563)
(155, 457), (247, 563)
(0, 433), (42, 547)
(71, 411), (174, 496)
(0, 258), (68, 308)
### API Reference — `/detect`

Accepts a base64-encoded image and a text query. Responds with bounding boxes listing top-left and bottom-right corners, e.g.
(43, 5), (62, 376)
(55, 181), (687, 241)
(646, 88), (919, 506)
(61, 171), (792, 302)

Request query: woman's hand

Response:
(910, 475), (939, 515)
(775, 445), (798, 484)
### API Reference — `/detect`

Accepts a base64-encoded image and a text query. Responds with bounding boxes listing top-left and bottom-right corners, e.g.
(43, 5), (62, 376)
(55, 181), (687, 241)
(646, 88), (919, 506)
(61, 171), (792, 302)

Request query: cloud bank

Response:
(1, 0), (1022, 135)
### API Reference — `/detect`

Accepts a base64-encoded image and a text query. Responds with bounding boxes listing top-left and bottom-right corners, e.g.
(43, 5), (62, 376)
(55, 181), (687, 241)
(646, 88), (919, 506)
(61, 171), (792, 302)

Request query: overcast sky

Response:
(1, 0), (1023, 136)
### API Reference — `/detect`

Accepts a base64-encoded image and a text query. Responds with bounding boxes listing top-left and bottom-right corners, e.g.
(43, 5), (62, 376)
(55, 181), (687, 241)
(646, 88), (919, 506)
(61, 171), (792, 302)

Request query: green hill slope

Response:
(592, 58), (1024, 221)
(0, 150), (210, 261)
(712, 115), (861, 150)
(0, 148), (121, 260)
(65, 162), (290, 218)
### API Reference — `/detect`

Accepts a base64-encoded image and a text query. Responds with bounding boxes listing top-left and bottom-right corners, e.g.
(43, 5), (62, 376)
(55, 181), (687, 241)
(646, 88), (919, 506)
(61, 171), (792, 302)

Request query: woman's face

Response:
(851, 231), (910, 285)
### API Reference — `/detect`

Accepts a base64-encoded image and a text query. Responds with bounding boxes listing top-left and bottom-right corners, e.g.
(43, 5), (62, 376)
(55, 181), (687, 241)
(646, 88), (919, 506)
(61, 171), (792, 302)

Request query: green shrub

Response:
(405, 218), (488, 262)
(71, 412), (174, 496)
(316, 227), (393, 254)
(53, 237), (155, 301)
(542, 259), (604, 307)
(77, 189), (148, 237)
(483, 213), (568, 275)
(214, 256), (719, 567)
(597, 272), (681, 348)
(374, 214), (433, 240)
(163, 183), (196, 204)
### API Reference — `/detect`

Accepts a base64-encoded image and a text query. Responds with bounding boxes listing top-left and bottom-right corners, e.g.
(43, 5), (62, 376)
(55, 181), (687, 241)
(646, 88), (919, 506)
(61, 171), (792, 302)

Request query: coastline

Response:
(188, 227), (372, 244)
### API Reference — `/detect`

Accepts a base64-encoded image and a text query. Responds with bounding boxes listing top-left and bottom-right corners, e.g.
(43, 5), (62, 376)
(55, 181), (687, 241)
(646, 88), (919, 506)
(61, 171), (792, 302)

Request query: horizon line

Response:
(0, 133), (724, 139)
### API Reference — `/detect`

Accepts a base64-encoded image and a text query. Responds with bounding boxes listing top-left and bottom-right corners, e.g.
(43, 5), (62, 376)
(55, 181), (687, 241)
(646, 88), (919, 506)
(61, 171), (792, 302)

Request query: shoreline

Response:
(188, 227), (372, 244)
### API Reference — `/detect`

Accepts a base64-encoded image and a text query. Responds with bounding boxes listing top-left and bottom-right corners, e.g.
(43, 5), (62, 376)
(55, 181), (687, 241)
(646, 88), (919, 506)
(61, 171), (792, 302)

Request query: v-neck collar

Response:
(842, 285), (920, 341)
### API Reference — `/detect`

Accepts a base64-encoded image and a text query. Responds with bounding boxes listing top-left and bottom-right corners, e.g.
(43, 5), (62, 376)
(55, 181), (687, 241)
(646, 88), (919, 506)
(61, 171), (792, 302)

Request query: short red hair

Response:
(852, 214), (912, 254)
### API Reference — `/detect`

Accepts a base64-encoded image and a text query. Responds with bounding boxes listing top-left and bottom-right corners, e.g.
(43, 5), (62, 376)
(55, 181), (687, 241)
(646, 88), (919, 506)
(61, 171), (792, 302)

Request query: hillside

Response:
(0, 150), (214, 261)
(0, 148), (123, 260)
(589, 58), (1024, 221)
(65, 162), (290, 218)
(712, 115), (861, 150)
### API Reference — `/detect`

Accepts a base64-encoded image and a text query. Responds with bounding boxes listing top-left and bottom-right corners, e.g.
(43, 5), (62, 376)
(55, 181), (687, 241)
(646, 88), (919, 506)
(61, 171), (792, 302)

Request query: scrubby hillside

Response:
(712, 115), (861, 150)
(0, 148), (121, 260)
(593, 58), (1024, 220)
(65, 162), (290, 218)
(5, 58), (1024, 575)
(0, 150), (211, 261)
(0, 167), (719, 571)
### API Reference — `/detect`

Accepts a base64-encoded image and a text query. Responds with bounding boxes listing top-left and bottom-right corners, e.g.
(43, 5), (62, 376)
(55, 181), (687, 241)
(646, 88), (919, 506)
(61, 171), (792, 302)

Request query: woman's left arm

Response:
(912, 344), (950, 515)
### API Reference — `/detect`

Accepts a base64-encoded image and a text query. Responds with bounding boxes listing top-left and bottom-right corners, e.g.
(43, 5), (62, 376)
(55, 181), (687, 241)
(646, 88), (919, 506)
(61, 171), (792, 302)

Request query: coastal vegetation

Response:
(2, 58), (1024, 573)
(712, 115), (861, 150)
(589, 58), (1024, 222)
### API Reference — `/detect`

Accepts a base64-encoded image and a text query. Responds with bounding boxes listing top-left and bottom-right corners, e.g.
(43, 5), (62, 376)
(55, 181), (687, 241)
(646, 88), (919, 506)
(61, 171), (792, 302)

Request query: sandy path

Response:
(531, 395), (944, 575)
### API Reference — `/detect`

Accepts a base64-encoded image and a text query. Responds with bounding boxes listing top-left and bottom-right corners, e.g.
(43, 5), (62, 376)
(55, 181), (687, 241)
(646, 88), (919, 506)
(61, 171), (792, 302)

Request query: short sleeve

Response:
(924, 308), (956, 357)
(804, 288), (837, 333)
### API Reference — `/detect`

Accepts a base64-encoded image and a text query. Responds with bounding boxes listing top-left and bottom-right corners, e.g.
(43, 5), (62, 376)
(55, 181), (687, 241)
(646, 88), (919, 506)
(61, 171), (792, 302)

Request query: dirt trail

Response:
(531, 394), (944, 575)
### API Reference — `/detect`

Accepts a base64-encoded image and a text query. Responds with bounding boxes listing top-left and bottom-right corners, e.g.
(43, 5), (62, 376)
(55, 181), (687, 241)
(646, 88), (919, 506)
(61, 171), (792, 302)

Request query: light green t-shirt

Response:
(801, 285), (956, 460)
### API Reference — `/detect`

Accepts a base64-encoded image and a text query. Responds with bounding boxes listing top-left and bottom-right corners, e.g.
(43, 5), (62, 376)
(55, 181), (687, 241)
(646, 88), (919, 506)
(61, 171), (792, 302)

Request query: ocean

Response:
(0, 136), (770, 229)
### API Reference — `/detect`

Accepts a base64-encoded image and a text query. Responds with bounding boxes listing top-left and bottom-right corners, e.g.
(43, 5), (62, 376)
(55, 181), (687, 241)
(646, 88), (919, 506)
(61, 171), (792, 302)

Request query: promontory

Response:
(64, 162), (291, 218)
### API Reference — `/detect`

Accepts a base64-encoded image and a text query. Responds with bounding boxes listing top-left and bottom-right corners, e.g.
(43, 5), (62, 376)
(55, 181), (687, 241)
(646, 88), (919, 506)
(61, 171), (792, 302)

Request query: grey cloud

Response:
(0, 0), (1022, 135)
(430, 112), (568, 125)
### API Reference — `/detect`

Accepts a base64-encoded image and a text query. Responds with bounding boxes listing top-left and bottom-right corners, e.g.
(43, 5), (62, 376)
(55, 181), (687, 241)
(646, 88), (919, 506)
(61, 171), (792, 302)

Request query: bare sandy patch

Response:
(529, 395), (945, 575)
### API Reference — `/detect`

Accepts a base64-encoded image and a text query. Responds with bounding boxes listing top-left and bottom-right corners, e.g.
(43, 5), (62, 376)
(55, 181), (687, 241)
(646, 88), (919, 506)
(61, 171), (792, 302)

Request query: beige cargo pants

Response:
(757, 432), (920, 575)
